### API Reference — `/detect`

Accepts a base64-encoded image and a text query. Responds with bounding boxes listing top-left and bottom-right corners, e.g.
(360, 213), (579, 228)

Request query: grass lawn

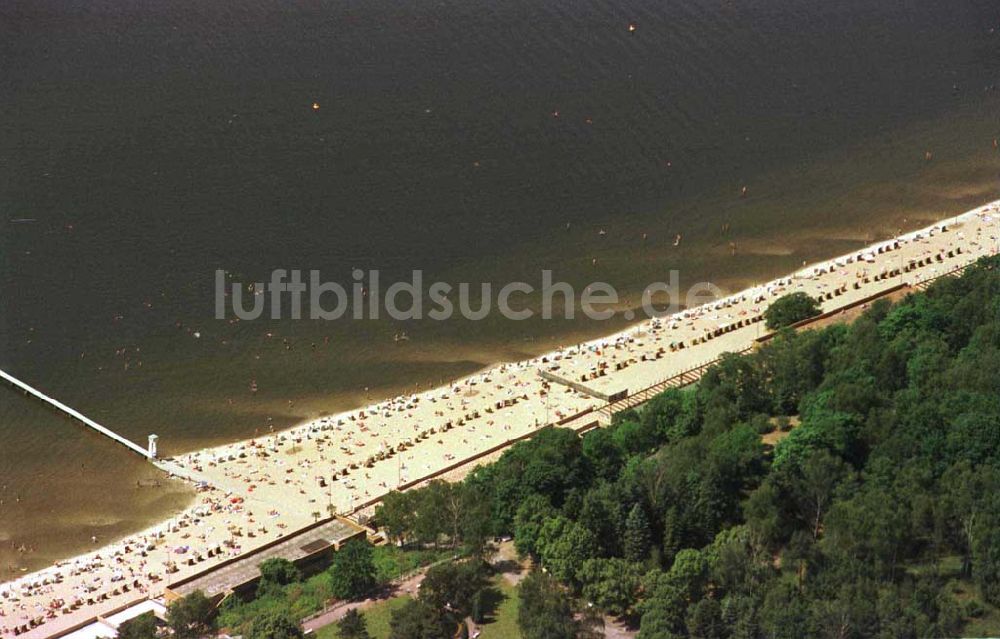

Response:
(315, 596), (413, 639)
(477, 578), (521, 639)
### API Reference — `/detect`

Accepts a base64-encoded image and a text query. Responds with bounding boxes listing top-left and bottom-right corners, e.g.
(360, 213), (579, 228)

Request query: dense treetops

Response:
(374, 255), (1000, 638)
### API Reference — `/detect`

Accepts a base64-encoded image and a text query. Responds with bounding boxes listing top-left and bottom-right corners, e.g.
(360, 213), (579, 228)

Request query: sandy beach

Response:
(3, 199), (999, 639)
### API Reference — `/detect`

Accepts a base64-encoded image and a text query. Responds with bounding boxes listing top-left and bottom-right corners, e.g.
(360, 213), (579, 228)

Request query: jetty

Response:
(0, 368), (157, 459)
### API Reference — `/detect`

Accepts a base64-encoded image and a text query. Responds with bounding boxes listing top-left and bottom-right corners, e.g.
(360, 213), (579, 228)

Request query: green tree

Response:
(166, 591), (216, 639)
(536, 516), (600, 586)
(974, 528), (1000, 605)
(418, 561), (489, 618)
(376, 491), (419, 544)
(330, 540), (378, 600)
(942, 461), (998, 578)
(686, 597), (725, 639)
(638, 571), (687, 638)
(641, 389), (688, 442)
(414, 480), (468, 547)
(115, 612), (158, 639)
(611, 419), (661, 456)
(517, 572), (579, 639)
(758, 581), (809, 639)
(388, 599), (451, 639)
(797, 448), (848, 539)
(245, 610), (304, 639)
(624, 503), (653, 563)
(578, 482), (626, 558)
(257, 557), (301, 596)
(667, 549), (709, 601)
(578, 558), (642, 616)
(338, 609), (372, 639)
(513, 494), (557, 558)
(581, 428), (623, 481)
(765, 292), (821, 329)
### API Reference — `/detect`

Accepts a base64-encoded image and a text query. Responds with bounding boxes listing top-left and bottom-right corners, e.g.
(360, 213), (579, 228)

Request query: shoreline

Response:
(3, 198), (999, 638)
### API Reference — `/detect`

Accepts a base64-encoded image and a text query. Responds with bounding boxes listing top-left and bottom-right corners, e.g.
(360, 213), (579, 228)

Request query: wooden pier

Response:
(0, 368), (155, 459)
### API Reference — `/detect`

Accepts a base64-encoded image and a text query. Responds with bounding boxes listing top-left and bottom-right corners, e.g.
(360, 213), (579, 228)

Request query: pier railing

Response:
(0, 368), (154, 459)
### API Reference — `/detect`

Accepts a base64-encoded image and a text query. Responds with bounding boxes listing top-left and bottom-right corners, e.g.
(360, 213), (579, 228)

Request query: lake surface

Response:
(2, 0), (999, 575)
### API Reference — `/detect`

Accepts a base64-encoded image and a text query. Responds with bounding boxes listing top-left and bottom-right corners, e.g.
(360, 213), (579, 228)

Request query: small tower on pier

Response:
(148, 434), (159, 459)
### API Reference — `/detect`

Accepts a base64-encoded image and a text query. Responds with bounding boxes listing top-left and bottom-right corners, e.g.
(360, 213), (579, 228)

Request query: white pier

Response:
(0, 368), (156, 459)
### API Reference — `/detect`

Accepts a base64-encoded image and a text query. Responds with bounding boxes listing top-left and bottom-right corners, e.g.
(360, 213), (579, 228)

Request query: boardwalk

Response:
(0, 368), (154, 459)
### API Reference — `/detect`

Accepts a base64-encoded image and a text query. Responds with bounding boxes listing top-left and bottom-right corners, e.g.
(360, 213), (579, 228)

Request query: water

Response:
(2, 0), (999, 576)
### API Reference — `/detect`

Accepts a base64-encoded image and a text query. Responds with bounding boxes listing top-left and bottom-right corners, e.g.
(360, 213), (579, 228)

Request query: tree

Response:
(388, 599), (451, 639)
(765, 292), (821, 329)
(578, 558), (642, 616)
(624, 503), (653, 563)
(338, 609), (372, 639)
(517, 572), (579, 639)
(974, 528), (1000, 605)
(686, 597), (725, 639)
(513, 494), (557, 558)
(667, 549), (709, 601)
(116, 612), (158, 639)
(536, 516), (599, 586)
(330, 540), (378, 600)
(758, 581), (809, 639)
(942, 461), (997, 578)
(638, 571), (687, 638)
(258, 557), (301, 596)
(581, 428), (623, 481)
(797, 449), (847, 539)
(458, 483), (496, 558)
(245, 610), (304, 639)
(376, 491), (419, 544)
(611, 419), (661, 456)
(578, 482), (626, 558)
(166, 590), (216, 639)
(415, 480), (467, 547)
(418, 561), (489, 618)
(641, 389), (688, 442)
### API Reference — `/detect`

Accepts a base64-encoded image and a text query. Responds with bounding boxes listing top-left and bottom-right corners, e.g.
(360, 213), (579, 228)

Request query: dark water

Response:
(2, 0), (999, 575)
